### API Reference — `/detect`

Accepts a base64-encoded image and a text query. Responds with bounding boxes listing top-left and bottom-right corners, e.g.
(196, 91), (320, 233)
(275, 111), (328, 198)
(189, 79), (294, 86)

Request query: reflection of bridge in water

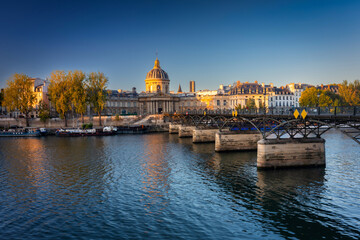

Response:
(165, 106), (360, 169)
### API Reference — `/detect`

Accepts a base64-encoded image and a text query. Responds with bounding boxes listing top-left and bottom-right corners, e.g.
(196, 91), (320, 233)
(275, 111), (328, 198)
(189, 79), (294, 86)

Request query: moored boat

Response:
(0, 128), (41, 137)
(55, 126), (117, 137)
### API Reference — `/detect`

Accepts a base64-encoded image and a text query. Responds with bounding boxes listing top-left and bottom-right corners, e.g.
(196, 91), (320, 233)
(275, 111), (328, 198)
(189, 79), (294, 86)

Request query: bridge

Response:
(165, 106), (360, 169)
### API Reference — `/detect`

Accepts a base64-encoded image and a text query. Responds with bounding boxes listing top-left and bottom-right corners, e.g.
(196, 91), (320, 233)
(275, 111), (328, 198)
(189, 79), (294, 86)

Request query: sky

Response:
(0, 0), (359, 92)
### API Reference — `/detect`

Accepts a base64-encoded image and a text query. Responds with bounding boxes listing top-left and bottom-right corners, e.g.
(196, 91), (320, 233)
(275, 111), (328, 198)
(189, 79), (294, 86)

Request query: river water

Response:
(0, 130), (359, 239)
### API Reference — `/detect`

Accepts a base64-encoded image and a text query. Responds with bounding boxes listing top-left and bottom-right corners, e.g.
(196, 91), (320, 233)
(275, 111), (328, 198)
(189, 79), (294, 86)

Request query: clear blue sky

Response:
(0, 0), (359, 92)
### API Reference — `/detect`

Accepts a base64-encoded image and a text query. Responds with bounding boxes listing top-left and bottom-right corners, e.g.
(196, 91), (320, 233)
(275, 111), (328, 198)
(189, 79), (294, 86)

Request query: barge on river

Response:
(55, 127), (117, 137)
(0, 128), (41, 137)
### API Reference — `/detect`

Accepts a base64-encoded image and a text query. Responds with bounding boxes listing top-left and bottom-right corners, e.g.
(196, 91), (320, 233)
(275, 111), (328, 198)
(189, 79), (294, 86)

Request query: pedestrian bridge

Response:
(164, 106), (360, 169)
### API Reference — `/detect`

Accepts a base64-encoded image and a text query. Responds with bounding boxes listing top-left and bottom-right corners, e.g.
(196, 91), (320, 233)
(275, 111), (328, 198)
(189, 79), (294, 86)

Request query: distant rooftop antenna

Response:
(156, 49), (158, 59)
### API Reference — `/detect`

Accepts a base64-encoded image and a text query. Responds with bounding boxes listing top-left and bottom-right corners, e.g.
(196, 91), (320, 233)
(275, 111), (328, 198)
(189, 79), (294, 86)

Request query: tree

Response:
(258, 100), (264, 109)
(38, 101), (50, 127)
(235, 104), (242, 110)
(339, 80), (360, 106)
(48, 71), (73, 127)
(0, 90), (4, 114)
(69, 70), (87, 123)
(318, 93), (333, 107)
(299, 87), (320, 107)
(246, 98), (256, 109)
(87, 72), (108, 126)
(0, 90), (3, 106)
(3, 73), (36, 127)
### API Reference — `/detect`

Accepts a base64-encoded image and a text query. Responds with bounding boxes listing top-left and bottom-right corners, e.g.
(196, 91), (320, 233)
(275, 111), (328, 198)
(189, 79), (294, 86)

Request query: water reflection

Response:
(0, 137), (109, 228)
(256, 168), (326, 202)
(140, 134), (171, 214)
(46, 137), (108, 209)
(0, 138), (50, 201)
(190, 144), (352, 239)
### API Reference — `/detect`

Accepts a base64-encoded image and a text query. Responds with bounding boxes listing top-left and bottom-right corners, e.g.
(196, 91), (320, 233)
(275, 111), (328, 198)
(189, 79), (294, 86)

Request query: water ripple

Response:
(0, 131), (359, 239)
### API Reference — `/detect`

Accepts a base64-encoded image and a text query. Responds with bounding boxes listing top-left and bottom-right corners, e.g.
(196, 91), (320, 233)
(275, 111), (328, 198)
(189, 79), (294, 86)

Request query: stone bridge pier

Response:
(192, 128), (219, 143)
(257, 138), (326, 169)
(169, 123), (181, 134)
(178, 125), (196, 138)
(215, 131), (261, 152)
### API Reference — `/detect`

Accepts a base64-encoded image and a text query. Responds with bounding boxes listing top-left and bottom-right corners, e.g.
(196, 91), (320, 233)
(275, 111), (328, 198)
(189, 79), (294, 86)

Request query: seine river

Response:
(0, 130), (359, 240)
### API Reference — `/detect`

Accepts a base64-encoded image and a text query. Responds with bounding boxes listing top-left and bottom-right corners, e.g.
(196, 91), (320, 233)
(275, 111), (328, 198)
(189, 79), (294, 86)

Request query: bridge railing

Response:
(173, 106), (360, 117)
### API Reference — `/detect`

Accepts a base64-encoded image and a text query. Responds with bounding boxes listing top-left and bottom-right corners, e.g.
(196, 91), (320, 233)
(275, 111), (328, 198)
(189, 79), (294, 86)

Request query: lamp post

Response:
(317, 93), (320, 106)
(317, 93), (321, 115)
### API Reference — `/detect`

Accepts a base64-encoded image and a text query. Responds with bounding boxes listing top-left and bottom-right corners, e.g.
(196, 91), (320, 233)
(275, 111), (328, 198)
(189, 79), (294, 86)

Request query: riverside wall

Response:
(0, 116), (140, 128)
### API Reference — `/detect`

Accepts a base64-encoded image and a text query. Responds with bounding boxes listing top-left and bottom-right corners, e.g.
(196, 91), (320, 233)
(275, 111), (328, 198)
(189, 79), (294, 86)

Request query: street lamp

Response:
(317, 93), (320, 107)
(317, 93), (321, 115)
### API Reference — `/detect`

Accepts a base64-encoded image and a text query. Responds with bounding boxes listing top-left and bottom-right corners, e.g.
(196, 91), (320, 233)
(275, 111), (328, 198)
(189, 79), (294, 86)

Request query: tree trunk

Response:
(98, 112), (102, 126)
(64, 114), (68, 127)
(25, 113), (30, 127)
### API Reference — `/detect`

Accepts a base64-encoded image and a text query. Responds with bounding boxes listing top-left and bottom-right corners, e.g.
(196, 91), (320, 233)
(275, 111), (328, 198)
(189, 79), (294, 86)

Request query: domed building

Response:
(138, 58), (179, 114)
(145, 58), (170, 94)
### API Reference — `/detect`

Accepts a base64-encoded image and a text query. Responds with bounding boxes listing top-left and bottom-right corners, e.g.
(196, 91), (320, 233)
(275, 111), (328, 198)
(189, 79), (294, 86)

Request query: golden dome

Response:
(146, 58), (169, 80)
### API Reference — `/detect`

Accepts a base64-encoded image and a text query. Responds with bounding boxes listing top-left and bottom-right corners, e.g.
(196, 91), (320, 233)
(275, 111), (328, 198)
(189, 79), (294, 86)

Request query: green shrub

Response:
(82, 123), (93, 129)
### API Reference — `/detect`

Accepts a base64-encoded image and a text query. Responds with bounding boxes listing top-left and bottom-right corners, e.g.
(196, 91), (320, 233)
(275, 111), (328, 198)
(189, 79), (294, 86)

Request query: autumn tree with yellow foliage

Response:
(338, 80), (360, 106)
(69, 70), (87, 123)
(48, 71), (73, 127)
(3, 73), (36, 127)
(300, 87), (343, 107)
(87, 72), (108, 126)
(300, 81), (359, 107)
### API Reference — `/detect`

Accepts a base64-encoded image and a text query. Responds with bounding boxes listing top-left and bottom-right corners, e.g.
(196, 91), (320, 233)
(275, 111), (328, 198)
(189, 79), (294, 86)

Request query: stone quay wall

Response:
(0, 116), (140, 128)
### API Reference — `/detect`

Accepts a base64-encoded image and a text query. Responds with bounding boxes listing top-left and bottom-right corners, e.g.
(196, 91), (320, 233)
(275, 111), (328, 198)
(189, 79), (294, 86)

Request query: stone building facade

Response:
(96, 59), (341, 116)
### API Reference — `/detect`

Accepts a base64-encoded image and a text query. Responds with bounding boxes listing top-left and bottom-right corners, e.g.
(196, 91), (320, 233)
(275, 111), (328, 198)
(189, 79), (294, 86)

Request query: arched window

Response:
(157, 85), (161, 92)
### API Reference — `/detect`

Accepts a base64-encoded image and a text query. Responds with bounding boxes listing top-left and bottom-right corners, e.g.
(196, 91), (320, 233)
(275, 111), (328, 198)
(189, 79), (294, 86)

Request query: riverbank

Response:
(0, 115), (140, 128)
(0, 114), (169, 135)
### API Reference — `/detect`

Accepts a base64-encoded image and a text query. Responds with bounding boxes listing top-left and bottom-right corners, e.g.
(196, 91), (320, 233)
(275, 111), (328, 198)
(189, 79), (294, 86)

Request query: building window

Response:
(217, 100), (220, 106)
(223, 100), (227, 106)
